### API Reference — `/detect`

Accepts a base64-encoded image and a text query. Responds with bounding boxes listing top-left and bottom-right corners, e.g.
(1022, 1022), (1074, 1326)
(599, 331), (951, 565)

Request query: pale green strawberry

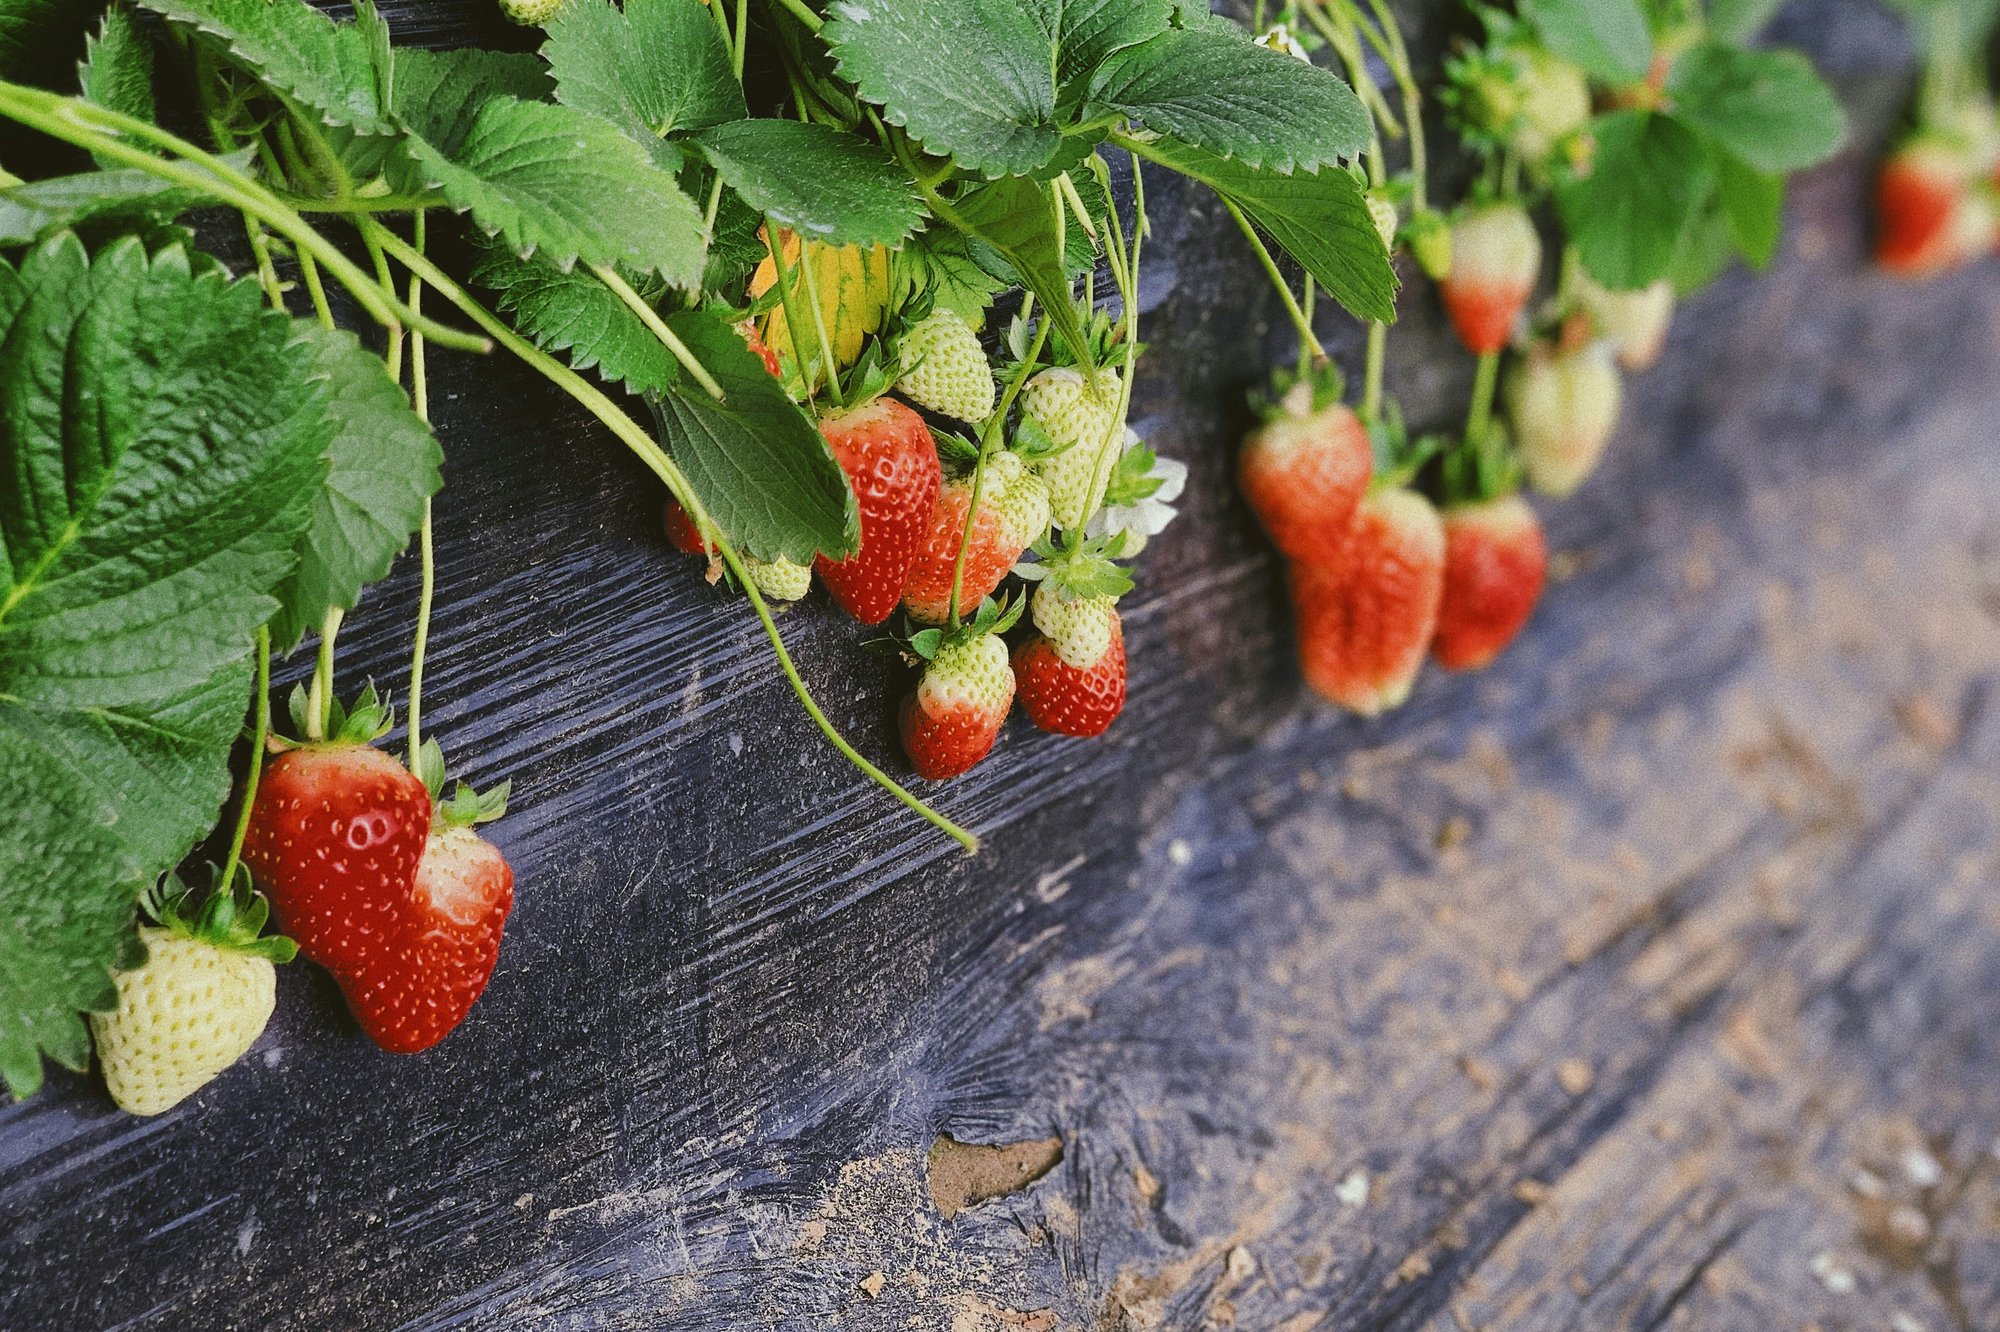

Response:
(896, 310), (996, 423)
(747, 556), (812, 602)
(987, 451), (1053, 550)
(1023, 368), (1121, 530)
(1032, 583), (1119, 670)
(1366, 192), (1399, 252)
(499, 0), (568, 23)
(91, 875), (295, 1116)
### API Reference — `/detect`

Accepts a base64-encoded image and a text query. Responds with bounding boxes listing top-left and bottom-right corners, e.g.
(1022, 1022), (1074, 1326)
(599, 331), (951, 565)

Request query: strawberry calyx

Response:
(143, 865), (298, 965)
(907, 592), (1026, 663)
(275, 680), (393, 752)
(1251, 359), (1347, 423)
(413, 738), (511, 832)
(1015, 530), (1135, 602)
(1440, 418), (1525, 508)
(1365, 400), (1447, 492)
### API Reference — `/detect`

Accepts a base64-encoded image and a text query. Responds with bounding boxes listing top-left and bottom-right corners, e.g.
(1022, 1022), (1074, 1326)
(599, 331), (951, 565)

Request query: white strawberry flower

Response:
(1254, 23), (1311, 63)
(1086, 429), (1187, 555)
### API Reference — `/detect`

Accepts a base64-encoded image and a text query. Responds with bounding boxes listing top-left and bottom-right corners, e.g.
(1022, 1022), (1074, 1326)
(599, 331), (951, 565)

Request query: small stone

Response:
(1808, 1251), (1856, 1295)
(1513, 1179), (1550, 1205)
(1891, 1313), (1927, 1332)
(1225, 1246), (1256, 1282)
(858, 1272), (887, 1300)
(1168, 839), (1193, 867)
(1847, 1168), (1886, 1199)
(1887, 1204), (1931, 1246)
(1901, 1145), (1944, 1188)
(1335, 1168), (1370, 1208)
(1556, 1059), (1595, 1095)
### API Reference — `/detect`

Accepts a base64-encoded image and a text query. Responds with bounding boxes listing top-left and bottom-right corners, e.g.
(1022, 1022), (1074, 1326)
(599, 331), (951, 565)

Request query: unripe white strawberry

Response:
(901, 631), (1015, 780)
(499, 0), (568, 24)
(1507, 344), (1623, 498)
(1366, 192), (1399, 252)
(92, 927), (276, 1116)
(747, 556), (812, 602)
(1440, 203), (1542, 356)
(1031, 583), (1118, 669)
(1023, 368), (1121, 530)
(1577, 276), (1675, 372)
(990, 451), (1053, 550)
(1512, 46), (1591, 163)
(896, 310), (995, 423)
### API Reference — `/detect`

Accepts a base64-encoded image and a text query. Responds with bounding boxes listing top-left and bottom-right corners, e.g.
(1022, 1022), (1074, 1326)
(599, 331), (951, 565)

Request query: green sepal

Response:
(411, 737), (510, 828)
(1020, 531), (1135, 602)
(1251, 359), (1346, 421)
(144, 865), (299, 966)
(1365, 400), (1446, 490)
(1101, 440), (1164, 507)
(1439, 418), (1524, 507)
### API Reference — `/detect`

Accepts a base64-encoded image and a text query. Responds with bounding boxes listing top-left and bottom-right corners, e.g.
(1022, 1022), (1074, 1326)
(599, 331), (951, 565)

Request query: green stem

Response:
(1221, 197), (1324, 362)
(271, 192), (441, 215)
(311, 608), (343, 740)
(0, 81), (486, 352)
(768, 0), (824, 33)
(1298, 277), (1316, 380)
(1084, 159), (1145, 526)
(365, 231), (405, 383)
(731, 0), (751, 79)
(367, 222), (977, 852)
(764, 227), (824, 407)
(1362, 321), (1386, 424)
(983, 306), (1049, 450)
(591, 264), (728, 402)
(945, 443), (990, 629)
(297, 250), (336, 330)
(218, 627), (271, 890)
(407, 216), (435, 765)
(1464, 349), (1500, 448)
(792, 236), (845, 408)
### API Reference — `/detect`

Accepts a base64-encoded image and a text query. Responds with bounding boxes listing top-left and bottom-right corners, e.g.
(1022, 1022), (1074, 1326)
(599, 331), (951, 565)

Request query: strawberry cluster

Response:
(659, 256), (1184, 783)
(1875, 99), (2000, 278)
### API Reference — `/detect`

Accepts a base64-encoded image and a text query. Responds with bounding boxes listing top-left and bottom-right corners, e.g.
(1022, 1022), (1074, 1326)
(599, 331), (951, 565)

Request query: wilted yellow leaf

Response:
(750, 230), (891, 387)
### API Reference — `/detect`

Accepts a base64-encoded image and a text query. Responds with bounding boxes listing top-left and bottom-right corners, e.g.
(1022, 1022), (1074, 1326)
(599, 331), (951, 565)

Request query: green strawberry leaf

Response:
(1518, 0), (1651, 83)
(1714, 148), (1783, 270)
(1556, 110), (1713, 291)
(472, 241), (679, 397)
(136, 0), (393, 134)
(0, 163), (235, 246)
(1053, 0), (1174, 90)
(391, 46), (707, 284)
(947, 175), (1091, 369)
(1666, 44), (1846, 176)
(0, 663), (248, 1099)
(1, 0), (94, 87)
(80, 3), (156, 167)
(648, 308), (858, 564)
(1705, 0), (1785, 44)
(824, 0), (1059, 176)
(268, 325), (444, 652)
(1125, 132), (1396, 324)
(0, 235), (331, 1098)
(891, 227), (1007, 327)
(1087, 24), (1370, 173)
(544, 0), (745, 148)
(692, 120), (925, 250)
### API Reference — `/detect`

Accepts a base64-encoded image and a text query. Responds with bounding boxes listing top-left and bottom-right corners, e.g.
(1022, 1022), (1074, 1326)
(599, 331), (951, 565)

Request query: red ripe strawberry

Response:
(737, 319), (783, 378)
(900, 632), (1014, 780)
(1876, 136), (1974, 277)
(1439, 203), (1541, 356)
(243, 742), (430, 974)
(663, 497), (711, 556)
(901, 452), (1036, 623)
(338, 826), (514, 1054)
(1289, 488), (1445, 715)
(1433, 495), (1548, 672)
(815, 397), (942, 624)
(1013, 586), (1127, 737)
(1239, 373), (1372, 562)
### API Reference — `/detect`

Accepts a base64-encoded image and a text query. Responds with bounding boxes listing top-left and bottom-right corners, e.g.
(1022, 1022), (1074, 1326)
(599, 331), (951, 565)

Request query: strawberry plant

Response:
(1874, 0), (2000, 277)
(0, 0), (1396, 1105)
